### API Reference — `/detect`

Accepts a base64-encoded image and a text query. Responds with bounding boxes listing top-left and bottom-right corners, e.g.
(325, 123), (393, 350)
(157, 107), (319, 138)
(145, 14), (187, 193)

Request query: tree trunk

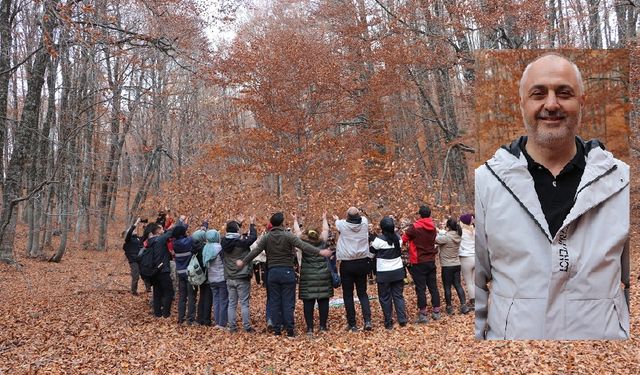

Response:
(28, 54), (57, 258)
(0, 0), (12, 185)
(0, 0), (55, 265)
(587, 0), (602, 48)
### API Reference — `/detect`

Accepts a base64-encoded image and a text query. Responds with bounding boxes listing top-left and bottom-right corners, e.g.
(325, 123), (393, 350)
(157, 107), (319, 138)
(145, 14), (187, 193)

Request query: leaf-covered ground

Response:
(1, 230), (639, 374)
(2, 155), (640, 374)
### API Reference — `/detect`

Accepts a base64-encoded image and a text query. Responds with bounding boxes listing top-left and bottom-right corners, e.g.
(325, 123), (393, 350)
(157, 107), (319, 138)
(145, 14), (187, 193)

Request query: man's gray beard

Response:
(524, 120), (574, 147)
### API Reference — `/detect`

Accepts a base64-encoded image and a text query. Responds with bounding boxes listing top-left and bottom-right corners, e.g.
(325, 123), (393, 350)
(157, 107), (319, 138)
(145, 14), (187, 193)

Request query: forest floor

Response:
(1, 161), (640, 374)
(1, 226), (639, 374)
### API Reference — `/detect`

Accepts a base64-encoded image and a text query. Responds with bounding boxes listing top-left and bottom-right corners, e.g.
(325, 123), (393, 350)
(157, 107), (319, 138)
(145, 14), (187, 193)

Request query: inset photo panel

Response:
(474, 49), (630, 340)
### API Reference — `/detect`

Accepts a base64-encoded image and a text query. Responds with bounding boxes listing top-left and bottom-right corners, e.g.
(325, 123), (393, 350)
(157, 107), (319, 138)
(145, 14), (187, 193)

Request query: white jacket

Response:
(458, 225), (475, 257)
(335, 217), (371, 261)
(475, 137), (630, 340)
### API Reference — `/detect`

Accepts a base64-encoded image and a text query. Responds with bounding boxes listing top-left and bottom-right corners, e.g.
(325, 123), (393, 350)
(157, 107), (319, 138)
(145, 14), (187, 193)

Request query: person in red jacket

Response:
(401, 205), (441, 323)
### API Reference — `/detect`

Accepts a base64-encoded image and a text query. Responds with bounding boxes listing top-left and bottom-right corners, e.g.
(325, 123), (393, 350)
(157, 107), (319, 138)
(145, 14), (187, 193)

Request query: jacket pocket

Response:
(487, 294), (546, 340)
(566, 295), (629, 340)
(613, 291), (630, 339)
(486, 293), (513, 340)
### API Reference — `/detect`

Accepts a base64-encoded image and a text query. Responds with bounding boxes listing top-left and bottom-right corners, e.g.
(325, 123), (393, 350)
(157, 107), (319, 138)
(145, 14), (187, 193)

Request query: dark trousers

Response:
(378, 280), (407, 327)
(340, 258), (372, 327)
(441, 265), (466, 307)
(128, 262), (151, 294)
(410, 261), (440, 310)
(264, 266), (272, 324)
(177, 274), (197, 323)
(302, 298), (329, 331)
(267, 267), (297, 334)
(152, 272), (174, 317)
(197, 282), (213, 325)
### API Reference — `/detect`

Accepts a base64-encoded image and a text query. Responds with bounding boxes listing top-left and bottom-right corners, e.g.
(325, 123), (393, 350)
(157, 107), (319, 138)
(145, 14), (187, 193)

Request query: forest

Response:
(0, 0), (638, 373)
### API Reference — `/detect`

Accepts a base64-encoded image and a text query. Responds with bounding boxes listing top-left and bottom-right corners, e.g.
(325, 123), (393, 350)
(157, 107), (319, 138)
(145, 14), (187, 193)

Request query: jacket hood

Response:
(446, 230), (462, 244)
(225, 232), (241, 240)
(206, 229), (220, 243)
(485, 135), (627, 243)
(344, 220), (366, 232)
(414, 217), (435, 231)
(192, 229), (206, 243)
(501, 136), (604, 158)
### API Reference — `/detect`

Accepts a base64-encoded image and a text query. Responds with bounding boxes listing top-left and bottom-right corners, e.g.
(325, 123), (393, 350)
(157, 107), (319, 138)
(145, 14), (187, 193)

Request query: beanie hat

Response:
(460, 213), (474, 225)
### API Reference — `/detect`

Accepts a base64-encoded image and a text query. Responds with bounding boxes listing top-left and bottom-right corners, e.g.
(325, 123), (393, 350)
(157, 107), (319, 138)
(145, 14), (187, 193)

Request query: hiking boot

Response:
(346, 325), (358, 332)
(446, 306), (454, 315)
(384, 322), (393, 330)
(306, 328), (314, 337)
(266, 320), (274, 333)
(245, 327), (256, 333)
(468, 299), (475, 310)
(460, 305), (471, 315)
(318, 326), (328, 332)
(228, 326), (238, 333)
(286, 330), (296, 338)
(431, 311), (441, 321)
(399, 322), (407, 327)
(414, 313), (428, 324)
(364, 321), (373, 331)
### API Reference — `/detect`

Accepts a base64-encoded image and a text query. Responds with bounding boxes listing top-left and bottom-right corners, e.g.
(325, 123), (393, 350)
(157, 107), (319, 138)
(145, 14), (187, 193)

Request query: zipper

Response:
(485, 162), (552, 243)
(574, 164), (618, 201)
(504, 299), (515, 339)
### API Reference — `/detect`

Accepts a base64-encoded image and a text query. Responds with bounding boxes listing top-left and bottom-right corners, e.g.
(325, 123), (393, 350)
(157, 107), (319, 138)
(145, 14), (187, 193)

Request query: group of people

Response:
(122, 205), (475, 337)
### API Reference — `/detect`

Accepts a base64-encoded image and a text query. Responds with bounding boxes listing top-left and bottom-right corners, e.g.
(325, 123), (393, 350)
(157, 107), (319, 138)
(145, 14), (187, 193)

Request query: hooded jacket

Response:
(203, 230), (224, 284)
(335, 216), (370, 261)
(458, 224), (475, 258)
(401, 218), (437, 264)
(370, 234), (405, 284)
(435, 230), (462, 267)
(475, 137), (630, 340)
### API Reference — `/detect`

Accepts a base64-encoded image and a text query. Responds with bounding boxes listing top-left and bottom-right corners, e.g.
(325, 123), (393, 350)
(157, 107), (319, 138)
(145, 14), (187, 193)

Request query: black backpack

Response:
(138, 247), (160, 281)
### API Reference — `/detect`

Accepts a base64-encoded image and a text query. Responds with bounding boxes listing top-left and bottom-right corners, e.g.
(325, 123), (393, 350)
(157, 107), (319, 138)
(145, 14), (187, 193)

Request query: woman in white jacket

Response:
(458, 214), (475, 309)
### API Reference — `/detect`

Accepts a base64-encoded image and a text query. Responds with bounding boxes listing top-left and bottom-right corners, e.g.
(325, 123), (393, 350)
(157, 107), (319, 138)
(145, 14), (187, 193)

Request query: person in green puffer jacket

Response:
(293, 212), (333, 336)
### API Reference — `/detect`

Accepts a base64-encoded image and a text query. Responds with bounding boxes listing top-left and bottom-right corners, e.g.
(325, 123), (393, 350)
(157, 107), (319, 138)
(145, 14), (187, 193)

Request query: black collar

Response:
(519, 137), (586, 173)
